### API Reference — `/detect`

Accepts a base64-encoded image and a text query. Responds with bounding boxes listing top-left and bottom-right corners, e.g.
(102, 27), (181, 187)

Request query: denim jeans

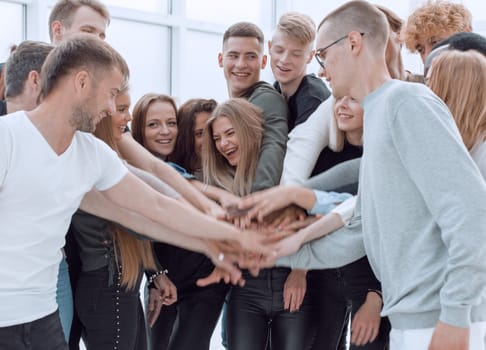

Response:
(56, 256), (73, 342)
(0, 310), (67, 350)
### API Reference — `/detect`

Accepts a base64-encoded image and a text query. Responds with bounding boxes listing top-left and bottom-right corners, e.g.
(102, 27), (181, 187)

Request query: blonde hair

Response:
(94, 116), (158, 290)
(402, 0), (472, 53)
(202, 98), (263, 196)
(276, 12), (316, 45)
(428, 50), (486, 150)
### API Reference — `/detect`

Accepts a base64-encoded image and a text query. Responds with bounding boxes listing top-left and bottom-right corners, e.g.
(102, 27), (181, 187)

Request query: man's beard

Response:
(70, 103), (98, 133)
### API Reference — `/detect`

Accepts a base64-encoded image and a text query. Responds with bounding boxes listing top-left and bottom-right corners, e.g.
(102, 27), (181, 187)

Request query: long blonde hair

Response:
(428, 50), (486, 150)
(94, 116), (158, 290)
(202, 98), (263, 196)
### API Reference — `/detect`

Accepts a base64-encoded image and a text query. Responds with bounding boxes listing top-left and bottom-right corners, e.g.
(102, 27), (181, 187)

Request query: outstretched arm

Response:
(190, 179), (241, 208)
(239, 185), (351, 223)
(281, 98), (334, 185)
(304, 158), (361, 194)
(273, 196), (364, 270)
(90, 172), (274, 258)
(117, 134), (226, 218)
(80, 188), (244, 280)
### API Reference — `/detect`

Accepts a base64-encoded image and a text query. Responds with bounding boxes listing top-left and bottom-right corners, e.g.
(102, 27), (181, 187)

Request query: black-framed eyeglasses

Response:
(315, 32), (365, 69)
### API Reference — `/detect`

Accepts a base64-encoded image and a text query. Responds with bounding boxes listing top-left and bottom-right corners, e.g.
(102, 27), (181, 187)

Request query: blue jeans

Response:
(0, 310), (67, 350)
(56, 256), (73, 342)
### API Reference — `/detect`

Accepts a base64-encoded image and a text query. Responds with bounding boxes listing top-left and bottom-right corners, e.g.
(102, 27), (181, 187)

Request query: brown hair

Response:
(0, 63), (5, 101)
(131, 93), (178, 149)
(202, 98), (263, 196)
(49, 0), (110, 41)
(223, 22), (264, 47)
(318, 0), (389, 54)
(402, 1), (472, 54)
(275, 12), (316, 45)
(428, 50), (486, 150)
(375, 4), (402, 34)
(5, 41), (54, 98)
(94, 116), (158, 290)
(171, 98), (217, 173)
(40, 34), (129, 99)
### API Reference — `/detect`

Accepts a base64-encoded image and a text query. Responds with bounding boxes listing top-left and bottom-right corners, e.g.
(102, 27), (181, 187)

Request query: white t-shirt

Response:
(471, 140), (486, 180)
(0, 111), (127, 326)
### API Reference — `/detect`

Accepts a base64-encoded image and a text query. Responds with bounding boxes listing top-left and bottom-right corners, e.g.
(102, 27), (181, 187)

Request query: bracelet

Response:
(367, 289), (383, 299)
(148, 269), (168, 285)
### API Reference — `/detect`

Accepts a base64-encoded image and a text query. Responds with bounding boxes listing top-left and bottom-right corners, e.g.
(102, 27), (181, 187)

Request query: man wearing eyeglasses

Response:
(272, 1), (486, 350)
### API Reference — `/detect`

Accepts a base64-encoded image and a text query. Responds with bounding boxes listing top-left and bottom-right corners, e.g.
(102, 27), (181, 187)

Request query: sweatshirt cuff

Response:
(331, 196), (357, 224)
(307, 190), (352, 216)
(440, 305), (472, 328)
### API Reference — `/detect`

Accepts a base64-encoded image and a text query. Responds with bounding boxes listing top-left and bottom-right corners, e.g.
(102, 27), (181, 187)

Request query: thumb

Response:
(148, 293), (156, 312)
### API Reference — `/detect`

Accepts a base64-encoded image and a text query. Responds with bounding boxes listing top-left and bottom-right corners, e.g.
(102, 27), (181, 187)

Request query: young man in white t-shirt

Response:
(0, 35), (269, 350)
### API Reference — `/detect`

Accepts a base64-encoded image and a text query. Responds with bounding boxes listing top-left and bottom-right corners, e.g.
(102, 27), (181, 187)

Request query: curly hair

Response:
(402, 1), (472, 54)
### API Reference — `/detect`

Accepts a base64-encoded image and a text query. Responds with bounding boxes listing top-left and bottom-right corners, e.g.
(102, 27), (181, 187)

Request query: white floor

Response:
(209, 316), (225, 350)
(78, 305), (225, 350)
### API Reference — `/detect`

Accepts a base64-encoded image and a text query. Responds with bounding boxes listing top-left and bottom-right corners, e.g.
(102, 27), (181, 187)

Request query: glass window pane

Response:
(463, 0), (486, 21)
(104, 0), (168, 14)
(180, 30), (228, 103)
(107, 19), (171, 105)
(0, 2), (24, 62)
(186, 0), (264, 26)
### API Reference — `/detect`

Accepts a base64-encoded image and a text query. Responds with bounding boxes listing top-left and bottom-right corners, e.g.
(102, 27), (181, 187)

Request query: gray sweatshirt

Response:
(278, 80), (486, 330)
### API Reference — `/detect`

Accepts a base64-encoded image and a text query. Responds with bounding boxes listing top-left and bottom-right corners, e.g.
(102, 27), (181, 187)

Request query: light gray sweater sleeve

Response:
(276, 202), (365, 270)
(304, 158), (361, 193)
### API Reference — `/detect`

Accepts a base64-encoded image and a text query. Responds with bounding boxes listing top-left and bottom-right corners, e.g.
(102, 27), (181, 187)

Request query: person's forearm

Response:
(126, 163), (180, 199)
(99, 173), (244, 242)
(190, 180), (238, 206)
(80, 189), (213, 254)
(304, 158), (361, 193)
(118, 134), (220, 214)
(288, 186), (317, 210)
(277, 217), (365, 270)
(298, 213), (344, 244)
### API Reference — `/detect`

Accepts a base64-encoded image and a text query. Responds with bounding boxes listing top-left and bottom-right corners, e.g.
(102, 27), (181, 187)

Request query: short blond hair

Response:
(318, 0), (389, 54)
(275, 12), (316, 45)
